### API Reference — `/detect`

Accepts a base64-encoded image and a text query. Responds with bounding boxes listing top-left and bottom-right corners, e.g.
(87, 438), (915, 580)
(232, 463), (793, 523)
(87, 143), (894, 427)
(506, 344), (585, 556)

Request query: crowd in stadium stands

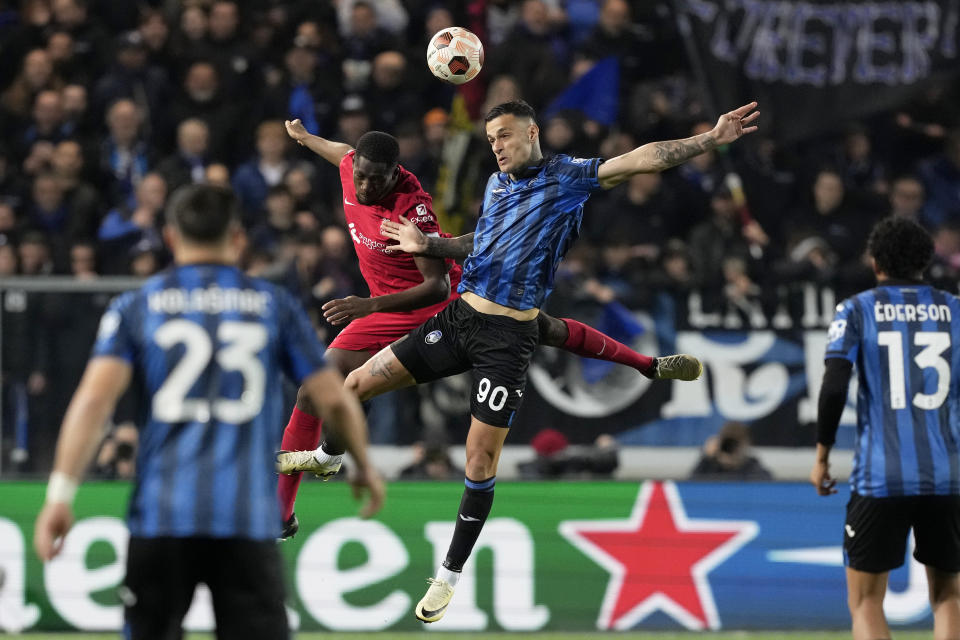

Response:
(0, 0), (959, 471)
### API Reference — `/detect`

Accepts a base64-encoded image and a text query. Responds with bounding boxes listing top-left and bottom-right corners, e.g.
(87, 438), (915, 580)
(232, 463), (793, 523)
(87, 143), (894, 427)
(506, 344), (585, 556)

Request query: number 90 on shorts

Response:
(470, 375), (524, 427)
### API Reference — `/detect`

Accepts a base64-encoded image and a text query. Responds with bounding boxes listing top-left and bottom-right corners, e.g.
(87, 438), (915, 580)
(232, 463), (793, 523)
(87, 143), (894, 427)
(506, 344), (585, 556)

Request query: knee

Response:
(465, 447), (498, 480)
(295, 385), (316, 415)
(343, 369), (369, 402)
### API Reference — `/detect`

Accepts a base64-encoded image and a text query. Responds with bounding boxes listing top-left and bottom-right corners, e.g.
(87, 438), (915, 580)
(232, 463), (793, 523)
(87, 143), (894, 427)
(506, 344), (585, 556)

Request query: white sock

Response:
(436, 566), (460, 587)
(313, 448), (342, 465)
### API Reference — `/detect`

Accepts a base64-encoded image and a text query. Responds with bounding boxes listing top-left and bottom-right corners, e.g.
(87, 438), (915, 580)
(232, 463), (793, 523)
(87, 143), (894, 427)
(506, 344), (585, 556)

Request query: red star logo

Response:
(559, 481), (758, 630)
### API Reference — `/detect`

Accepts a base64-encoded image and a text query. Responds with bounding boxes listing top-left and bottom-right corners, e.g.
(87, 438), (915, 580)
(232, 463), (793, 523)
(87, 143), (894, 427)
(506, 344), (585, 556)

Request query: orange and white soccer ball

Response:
(426, 27), (484, 85)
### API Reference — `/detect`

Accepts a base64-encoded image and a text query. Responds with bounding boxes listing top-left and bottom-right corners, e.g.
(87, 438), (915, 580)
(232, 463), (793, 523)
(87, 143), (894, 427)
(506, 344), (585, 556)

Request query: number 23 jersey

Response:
(92, 264), (327, 540)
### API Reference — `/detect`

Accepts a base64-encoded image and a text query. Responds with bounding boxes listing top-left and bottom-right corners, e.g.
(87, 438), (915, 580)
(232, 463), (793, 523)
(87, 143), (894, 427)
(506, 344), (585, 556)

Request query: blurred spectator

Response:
(837, 124), (887, 205)
(97, 171), (165, 273)
(264, 41), (339, 139)
(489, 0), (568, 111)
(20, 89), (72, 157)
(137, 9), (171, 69)
(27, 171), (90, 261)
(50, 0), (109, 76)
(205, 162), (231, 188)
(785, 168), (871, 267)
(155, 118), (210, 194)
(232, 120), (292, 221)
(928, 222), (960, 292)
(518, 429), (620, 479)
(169, 4), (213, 71)
(284, 166), (333, 224)
(689, 187), (754, 290)
(1, 48), (62, 119)
(689, 422), (772, 481)
(94, 422), (137, 479)
(919, 130), (960, 229)
(578, 0), (646, 80)
(206, 1), (262, 101)
(92, 30), (170, 138)
(367, 50), (422, 133)
(340, 1), (399, 91)
(586, 172), (685, 249)
(168, 60), (243, 162)
(334, 94), (372, 148)
(887, 175), (926, 223)
(0, 202), (19, 246)
(338, 0), (408, 37)
(61, 83), (93, 139)
(51, 138), (100, 232)
(399, 425), (461, 480)
(19, 230), (53, 276)
(249, 184), (296, 254)
(99, 97), (150, 206)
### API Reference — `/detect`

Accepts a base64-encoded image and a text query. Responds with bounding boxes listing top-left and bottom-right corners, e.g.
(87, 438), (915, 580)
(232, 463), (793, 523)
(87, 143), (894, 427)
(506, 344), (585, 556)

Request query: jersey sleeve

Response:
(276, 288), (327, 385)
(91, 292), (138, 362)
(403, 201), (441, 236)
(555, 156), (603, 193)
(825, 298), (861, 363)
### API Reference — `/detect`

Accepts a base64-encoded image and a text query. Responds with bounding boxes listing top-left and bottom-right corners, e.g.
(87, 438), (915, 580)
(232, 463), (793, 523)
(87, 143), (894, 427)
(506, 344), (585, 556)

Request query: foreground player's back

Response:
(828, 282), (960, 497)
(94, 263), (325, 539)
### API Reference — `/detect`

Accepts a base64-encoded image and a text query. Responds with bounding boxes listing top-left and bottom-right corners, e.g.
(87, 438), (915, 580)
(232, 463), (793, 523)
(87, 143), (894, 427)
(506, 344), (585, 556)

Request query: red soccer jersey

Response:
(339, 150), (462, 300)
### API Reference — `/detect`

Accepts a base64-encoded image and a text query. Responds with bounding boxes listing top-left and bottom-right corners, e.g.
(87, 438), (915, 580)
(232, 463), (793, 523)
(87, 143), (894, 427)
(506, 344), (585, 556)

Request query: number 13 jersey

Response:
(826, 281), (960, 497)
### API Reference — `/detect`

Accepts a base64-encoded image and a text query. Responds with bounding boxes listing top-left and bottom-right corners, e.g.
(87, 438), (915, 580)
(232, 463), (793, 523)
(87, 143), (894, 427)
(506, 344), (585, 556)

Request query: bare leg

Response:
(846, 567), (891, 640)
(345, 344), (417, 401)
(928, 565), (960, 640)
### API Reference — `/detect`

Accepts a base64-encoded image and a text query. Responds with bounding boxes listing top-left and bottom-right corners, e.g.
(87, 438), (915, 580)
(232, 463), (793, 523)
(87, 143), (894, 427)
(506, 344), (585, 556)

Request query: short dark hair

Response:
(166, 184), (239, 243)
(867, 216), (934, 279)
(484, 99), (536, 123)
(356, 131), (399, 166)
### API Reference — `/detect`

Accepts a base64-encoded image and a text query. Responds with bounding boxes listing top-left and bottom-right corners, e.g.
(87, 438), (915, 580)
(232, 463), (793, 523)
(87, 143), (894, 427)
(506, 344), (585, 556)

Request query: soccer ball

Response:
(426, 27), (484, 85)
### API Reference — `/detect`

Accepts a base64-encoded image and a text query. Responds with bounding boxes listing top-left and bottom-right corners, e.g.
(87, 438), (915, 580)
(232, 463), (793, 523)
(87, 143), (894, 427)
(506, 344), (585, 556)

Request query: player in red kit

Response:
(276, 120), (701, 537)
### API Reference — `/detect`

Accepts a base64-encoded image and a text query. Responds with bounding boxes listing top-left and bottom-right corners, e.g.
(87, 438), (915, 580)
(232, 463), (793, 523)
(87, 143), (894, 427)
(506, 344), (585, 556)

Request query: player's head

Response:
(484, 100), (541, 176)
(867, 216), (933, 281)
(164, 184), (243, 261)
(353, 131), (399, 204)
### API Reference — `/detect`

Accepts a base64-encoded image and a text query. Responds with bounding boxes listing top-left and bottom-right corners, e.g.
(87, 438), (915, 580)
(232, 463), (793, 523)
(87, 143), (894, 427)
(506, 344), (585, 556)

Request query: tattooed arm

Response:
(597, 101), (759, 189)
(380, 217), (475, 260)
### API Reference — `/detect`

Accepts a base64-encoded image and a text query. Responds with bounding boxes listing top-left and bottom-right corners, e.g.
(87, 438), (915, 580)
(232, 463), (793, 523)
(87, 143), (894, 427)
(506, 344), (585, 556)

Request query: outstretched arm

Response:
(285, 119), (353, 166)
(597, 101), (759, 189)
(381, 217), (474, 260)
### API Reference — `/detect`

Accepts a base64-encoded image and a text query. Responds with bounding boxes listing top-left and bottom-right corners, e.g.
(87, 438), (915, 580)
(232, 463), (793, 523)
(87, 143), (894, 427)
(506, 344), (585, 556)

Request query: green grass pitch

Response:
(18, 633), (934, 639)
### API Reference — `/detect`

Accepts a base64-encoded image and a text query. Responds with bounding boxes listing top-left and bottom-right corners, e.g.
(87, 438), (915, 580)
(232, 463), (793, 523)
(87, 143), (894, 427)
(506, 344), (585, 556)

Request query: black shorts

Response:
(844, 492), (960, 573)
(124, 536), (288, 640)
(390, 297), (539, 427)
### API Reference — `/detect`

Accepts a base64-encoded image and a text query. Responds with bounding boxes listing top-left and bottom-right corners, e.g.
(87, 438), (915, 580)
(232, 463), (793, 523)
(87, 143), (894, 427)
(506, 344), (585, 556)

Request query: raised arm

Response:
(597, 101), (759, 189)
(285, 119), (353, 166)
(380, 217), (474, 260)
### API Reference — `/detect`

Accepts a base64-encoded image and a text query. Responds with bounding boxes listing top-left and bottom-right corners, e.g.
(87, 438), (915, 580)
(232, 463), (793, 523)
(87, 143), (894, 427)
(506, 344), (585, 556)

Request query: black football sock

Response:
(320, 435), (345, 456)
(442, 476), (495, 572)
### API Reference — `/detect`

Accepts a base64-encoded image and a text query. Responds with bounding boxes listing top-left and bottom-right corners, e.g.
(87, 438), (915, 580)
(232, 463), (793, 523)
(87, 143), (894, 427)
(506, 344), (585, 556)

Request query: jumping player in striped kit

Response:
(33, 185), (382, 640)
(275, 121), (702, 538)
(812, 217), (960, 640)
(281, 98), (759, 622)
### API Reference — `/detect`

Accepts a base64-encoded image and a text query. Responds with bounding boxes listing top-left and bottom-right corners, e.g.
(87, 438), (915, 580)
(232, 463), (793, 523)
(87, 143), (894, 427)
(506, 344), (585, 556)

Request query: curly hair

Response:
(355, 131), (399, 166)
(867, 216), (933, 279)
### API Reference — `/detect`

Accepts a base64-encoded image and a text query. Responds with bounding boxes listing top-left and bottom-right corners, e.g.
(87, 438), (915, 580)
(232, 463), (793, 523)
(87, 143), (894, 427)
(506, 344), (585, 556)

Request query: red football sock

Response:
(277, 407), (322, 522)
(561, 318), (656, 377)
